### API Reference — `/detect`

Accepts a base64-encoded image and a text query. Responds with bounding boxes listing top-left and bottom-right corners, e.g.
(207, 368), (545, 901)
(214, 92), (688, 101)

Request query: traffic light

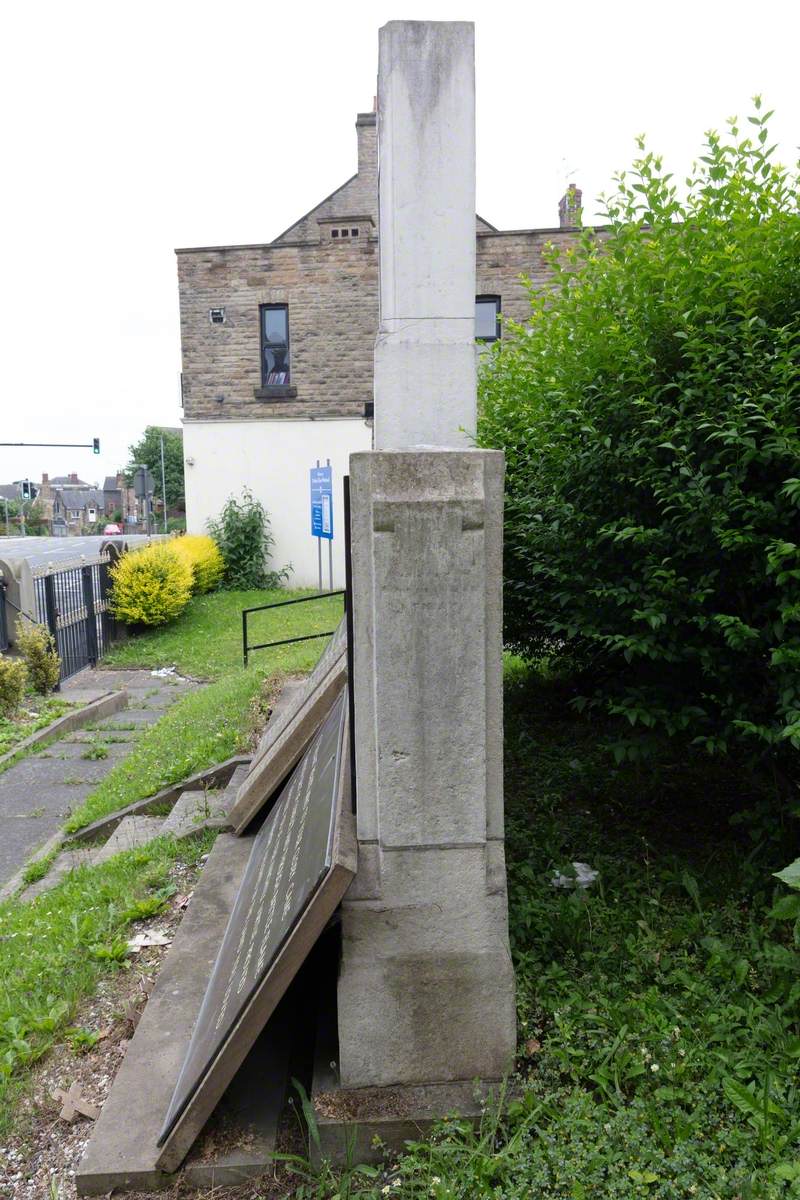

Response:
(93, 437), (100, 455)
(20, 479), (31, 500)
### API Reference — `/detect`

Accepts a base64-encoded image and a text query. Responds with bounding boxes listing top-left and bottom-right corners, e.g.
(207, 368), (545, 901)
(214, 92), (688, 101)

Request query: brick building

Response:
(177, 110), (581, 584)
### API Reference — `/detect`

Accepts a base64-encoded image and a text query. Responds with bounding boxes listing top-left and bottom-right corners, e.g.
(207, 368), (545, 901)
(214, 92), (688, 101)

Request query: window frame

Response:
(259, 303), (291, 387)
(475, 294), (501, 343)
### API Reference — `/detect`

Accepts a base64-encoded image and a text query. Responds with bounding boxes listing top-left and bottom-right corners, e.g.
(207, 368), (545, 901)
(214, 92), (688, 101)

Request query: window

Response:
(260, 304), (290, 386)
(475, 295), (501, 342)
(330, 226), (360, 240)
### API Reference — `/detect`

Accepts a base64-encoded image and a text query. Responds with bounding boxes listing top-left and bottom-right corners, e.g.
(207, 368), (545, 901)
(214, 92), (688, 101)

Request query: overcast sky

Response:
(2, 0), (797, 489)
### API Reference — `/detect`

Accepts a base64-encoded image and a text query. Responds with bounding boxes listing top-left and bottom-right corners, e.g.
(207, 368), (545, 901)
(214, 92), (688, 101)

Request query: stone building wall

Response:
(176, 108), (587, 428)
(178, 226), (581, 425)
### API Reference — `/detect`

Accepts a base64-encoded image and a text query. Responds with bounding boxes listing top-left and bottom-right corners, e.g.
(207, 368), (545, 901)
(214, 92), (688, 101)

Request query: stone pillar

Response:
(334, 19), (515, 1105)
(337, 448), (516, 1088)
(373, 21), (477, 450)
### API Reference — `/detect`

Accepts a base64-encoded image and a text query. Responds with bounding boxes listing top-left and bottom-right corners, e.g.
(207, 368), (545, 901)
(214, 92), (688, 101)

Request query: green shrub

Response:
(0, 657), (28, 719)
(207, 489), (288, 590)
(14, 620), (60, 694)
(478, 100), (800, 763)
(172, 534), (224, 594)
(109, 543), (193, 627)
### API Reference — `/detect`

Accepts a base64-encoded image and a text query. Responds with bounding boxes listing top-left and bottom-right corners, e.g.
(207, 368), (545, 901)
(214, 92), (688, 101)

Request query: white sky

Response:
(1, 0), (797, 488)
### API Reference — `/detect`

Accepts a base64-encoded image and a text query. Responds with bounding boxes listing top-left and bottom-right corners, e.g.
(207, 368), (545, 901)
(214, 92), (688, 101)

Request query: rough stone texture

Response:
(374, 21), (476, 449)
(338, 449), (515, 1090)
(76, 833), (255, 1195)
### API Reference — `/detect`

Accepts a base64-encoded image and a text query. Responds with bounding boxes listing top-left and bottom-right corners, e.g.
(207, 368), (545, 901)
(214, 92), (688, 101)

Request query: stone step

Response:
(92, 816), (165, 866)
(21, 847), (96, 902)
(160, 790), (226, 839)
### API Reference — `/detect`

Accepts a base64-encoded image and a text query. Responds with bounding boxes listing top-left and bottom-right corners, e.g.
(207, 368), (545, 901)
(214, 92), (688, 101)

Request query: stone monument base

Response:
(311, 975), (506, 1166)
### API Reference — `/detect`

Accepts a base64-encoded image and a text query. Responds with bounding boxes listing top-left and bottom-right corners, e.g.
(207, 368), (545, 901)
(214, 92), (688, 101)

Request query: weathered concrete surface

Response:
(91, 815), (165, 865)
(76, 832), (255, 1195)
(68, 754), (249, 845)
(338, 449), (516, 1089)
(0, 688), (127, 773)
(0, 668), (195, 891)
(374, 22), (477, 450)
(20, 846), (95, 901)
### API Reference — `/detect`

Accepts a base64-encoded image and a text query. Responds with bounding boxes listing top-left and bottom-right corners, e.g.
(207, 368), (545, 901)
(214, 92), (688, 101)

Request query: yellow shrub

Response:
(14, 620), (60, 694)
(110, 543), (192, 627)
(0, 655), (28, 718)
(172, 535), (224, 595)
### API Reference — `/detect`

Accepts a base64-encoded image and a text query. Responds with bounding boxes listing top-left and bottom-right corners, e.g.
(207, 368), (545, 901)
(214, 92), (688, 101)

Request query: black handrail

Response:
(242, 590), (345, 667)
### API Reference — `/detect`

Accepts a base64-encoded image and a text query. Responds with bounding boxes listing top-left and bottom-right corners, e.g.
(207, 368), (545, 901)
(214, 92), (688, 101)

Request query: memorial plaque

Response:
(229, 618), (348, 833)
(156, 690), (355, 1171)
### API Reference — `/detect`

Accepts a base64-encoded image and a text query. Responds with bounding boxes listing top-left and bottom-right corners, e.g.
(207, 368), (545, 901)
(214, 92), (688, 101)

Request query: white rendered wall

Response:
(182, 419), (372, 588)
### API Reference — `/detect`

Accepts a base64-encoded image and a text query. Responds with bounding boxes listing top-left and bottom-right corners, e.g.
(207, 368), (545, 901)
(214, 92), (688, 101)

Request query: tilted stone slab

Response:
(156, 693), (355, 1172)
(228, 621), (347, 834)
(76, 833), (254, 1195)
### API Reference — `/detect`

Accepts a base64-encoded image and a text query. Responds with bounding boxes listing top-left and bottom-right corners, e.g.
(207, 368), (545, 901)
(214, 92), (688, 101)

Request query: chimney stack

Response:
(559, 184), (583, 229)
(69, 472), (78, 483)
(356, 110), (377, 178)
(41, 473), (48, 483)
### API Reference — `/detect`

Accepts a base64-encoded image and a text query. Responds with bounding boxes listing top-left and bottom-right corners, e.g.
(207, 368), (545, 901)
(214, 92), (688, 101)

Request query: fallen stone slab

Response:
(76, 832), (255, 1195)
(67, 755), (251, 845)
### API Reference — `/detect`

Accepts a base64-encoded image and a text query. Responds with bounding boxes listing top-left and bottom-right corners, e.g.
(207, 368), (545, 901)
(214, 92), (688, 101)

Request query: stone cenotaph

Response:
(315, 19), (517, 1155)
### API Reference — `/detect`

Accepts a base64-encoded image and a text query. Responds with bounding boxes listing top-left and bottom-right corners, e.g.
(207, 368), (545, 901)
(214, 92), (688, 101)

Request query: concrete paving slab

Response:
(91, 816), (165, 865)
(34, 740), (133, 761)
(160, 791), (227, 839)
(19, 846), (96, 902)
(0, 667), (192, 891)
(76, 833), (254, 1195)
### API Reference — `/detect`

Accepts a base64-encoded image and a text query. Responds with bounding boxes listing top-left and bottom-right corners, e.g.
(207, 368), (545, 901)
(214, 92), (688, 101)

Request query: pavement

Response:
(0, 668), (196, 891)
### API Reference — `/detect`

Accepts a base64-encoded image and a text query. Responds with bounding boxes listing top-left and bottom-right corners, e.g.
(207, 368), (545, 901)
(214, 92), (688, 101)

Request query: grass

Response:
(0, 830), (215, 1133)
(104, 587), (344, 679)
(65, 589), (344, 833)
(0, 695), (75, 772)
(284, 665), (800, 1200)
(0, 588), (346, 1137)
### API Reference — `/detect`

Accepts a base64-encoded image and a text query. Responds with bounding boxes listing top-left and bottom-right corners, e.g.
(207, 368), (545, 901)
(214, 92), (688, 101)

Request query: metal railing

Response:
(0, 581), (8, 652)
(33, 561), (112, 682)
(242, 591), (345, 667)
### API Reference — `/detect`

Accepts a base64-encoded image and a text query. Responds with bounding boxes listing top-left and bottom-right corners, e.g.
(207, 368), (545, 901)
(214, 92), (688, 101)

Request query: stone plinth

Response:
(337, 449), (516, 1089)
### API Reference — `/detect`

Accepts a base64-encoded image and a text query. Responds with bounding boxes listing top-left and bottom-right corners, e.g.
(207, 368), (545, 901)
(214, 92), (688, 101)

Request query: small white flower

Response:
(650, 1063), (660, 1073)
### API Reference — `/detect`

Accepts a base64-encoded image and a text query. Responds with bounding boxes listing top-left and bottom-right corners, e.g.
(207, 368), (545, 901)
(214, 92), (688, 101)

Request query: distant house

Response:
(37, 473), (104, 535)
(102, 473), (139, 525)
(176, 107), (584, 585)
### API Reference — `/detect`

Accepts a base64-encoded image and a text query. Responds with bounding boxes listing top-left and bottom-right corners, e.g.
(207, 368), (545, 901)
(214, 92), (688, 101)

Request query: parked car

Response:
(103, 523), (123, 535)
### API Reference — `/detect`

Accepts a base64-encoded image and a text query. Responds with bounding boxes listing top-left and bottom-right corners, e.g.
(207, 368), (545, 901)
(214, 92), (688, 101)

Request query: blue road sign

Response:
(310, 465), (333, 540)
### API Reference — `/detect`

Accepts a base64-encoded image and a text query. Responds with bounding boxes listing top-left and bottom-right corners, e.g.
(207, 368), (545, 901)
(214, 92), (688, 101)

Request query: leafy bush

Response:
(207, 489), (288, 590)
(478, 101), (800, 762)
(109, 543), (192, 627)
(0, 657), (27, 719)
(14, 620), (60, 694)
(172, 534), (224, 594)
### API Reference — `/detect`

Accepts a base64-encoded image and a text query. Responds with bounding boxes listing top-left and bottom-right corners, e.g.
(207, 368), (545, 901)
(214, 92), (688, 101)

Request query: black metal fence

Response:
(33, 561), (113, 682)
(0, 582), (8, 652)
(242, 591), (345, 667)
